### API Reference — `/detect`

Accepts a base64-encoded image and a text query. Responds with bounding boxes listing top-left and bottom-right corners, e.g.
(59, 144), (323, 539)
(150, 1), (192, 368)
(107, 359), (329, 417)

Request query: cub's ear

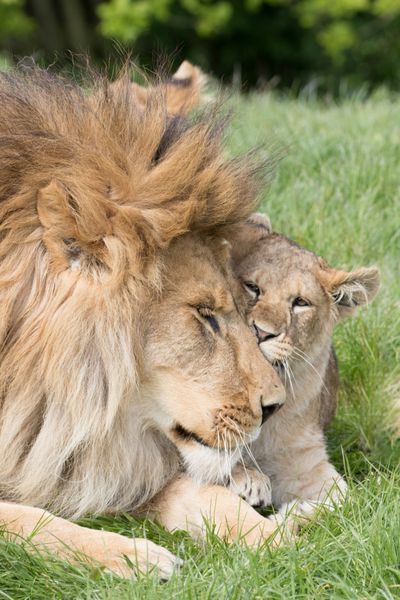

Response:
(226, 212), (272, 263)
(320, 265), (380, 318)
(246, 212), (272, 233)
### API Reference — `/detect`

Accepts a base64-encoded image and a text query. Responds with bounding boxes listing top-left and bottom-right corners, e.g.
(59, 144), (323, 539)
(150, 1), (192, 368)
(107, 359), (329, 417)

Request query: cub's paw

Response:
(228, 464), (272, 508)
(93, 533), (182, 580)
(266, 511), (299, 546)
(278, 475), (348, 522)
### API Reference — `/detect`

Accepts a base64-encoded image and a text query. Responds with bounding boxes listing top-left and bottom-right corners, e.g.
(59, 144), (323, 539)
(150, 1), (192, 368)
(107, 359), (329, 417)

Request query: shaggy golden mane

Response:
(0, 65), (261, 517)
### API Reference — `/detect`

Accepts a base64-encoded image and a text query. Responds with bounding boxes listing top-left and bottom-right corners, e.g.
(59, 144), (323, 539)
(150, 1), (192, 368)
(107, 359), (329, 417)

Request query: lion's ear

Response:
(36, 180), (81, 270)
(320, 265), (380, 318)
(37, 180), (77, 234)
(165, 61), (205, 115)
(127, 61), (205, 115)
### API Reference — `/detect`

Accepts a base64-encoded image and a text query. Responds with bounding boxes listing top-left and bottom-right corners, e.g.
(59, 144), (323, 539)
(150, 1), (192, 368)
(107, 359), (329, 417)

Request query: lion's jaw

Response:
(140, 235), (285, 484)
(141, 369), (262, 485)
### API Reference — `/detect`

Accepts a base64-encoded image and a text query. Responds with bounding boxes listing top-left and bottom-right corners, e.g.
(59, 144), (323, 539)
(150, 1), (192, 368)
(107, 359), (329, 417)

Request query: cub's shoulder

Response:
(319, 346), (339, 431)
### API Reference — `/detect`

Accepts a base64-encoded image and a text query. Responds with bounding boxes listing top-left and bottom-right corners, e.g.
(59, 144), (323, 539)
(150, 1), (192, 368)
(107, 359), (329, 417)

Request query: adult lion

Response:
(0, 65), (286, 578)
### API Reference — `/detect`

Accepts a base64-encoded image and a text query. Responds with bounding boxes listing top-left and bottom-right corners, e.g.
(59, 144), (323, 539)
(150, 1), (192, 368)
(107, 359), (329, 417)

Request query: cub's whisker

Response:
(292, 346), (328, 392)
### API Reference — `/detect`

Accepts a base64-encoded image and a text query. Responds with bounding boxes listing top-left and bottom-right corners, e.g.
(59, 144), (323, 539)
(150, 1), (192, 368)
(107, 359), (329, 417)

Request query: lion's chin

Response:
(179, 442), (242, 486)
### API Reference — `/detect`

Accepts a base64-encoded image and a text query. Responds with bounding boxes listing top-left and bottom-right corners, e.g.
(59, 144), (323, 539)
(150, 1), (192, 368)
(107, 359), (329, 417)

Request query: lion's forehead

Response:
(162, 236), (236, 309)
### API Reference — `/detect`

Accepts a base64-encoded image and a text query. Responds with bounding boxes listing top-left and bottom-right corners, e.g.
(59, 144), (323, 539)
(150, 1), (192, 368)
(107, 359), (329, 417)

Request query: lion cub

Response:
(227, 213), (380, 513)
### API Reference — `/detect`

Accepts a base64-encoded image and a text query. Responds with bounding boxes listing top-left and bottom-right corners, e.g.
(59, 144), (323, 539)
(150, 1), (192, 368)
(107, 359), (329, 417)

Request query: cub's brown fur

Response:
(227, 214), (379, 512)
(0, 66), (289, 577)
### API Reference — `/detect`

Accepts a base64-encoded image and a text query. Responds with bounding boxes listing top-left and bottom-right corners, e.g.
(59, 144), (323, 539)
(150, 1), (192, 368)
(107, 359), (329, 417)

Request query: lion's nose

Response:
(253, 322), (282, 344)
(253, 351), (286, 425)
(261, 402), (282, 424)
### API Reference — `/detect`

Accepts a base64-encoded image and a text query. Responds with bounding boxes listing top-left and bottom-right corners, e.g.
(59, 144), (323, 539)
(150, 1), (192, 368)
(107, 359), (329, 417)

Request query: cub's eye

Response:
(292, 297), (311, 308)
(196, 306), (220, 333)
(243, 281), (261, 299)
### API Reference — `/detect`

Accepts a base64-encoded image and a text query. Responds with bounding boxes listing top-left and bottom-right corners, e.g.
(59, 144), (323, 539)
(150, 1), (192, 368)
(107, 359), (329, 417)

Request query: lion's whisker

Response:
(217, 428), (227, 485)
(221, 414), (263, 475)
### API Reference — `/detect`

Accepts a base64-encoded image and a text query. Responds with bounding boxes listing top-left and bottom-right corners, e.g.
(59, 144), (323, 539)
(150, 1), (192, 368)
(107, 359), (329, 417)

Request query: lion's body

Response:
(0, 67), (289, 576)
(0, 68), (181, 516)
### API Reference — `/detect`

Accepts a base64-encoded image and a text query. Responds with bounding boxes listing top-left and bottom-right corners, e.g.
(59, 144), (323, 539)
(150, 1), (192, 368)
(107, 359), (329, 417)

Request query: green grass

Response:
(1, 90), (400, 599)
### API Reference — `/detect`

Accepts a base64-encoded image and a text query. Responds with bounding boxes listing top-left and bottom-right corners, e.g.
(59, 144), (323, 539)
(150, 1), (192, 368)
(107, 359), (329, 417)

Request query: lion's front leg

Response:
(149, 475), (295, 547)
(0, 502), (181, 579)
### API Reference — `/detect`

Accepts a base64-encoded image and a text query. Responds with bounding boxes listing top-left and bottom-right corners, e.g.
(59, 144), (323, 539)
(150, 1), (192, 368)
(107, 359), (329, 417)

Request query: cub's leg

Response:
(228, 464), (272, 508)
(267, 426), (347, 517)
(149, 475), (295, 546)
(0, 502), (180, 579)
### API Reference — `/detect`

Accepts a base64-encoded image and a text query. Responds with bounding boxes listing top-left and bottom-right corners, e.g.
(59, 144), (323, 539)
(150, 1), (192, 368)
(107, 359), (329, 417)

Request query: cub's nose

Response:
(253, 323), (282, 344)
(261, 402), (282, 424)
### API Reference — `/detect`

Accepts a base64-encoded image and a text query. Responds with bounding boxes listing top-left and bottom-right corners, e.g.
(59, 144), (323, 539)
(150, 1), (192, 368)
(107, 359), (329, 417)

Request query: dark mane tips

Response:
(0, 63), (266, 246)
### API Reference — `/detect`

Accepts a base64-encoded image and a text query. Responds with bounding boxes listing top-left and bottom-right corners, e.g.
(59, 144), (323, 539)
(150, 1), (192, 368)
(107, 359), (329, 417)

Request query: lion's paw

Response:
(228, 464), (272, 508)
(96, 534), (182, 580)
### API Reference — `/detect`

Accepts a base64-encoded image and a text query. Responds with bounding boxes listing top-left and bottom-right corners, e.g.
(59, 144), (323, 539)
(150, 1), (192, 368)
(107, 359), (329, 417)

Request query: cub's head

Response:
(229, 214), (380, 382)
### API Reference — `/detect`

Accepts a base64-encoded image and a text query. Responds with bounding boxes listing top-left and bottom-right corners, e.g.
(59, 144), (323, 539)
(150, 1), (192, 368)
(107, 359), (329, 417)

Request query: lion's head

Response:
(0, 67), (283, 516)
(229, 214), (380, 395)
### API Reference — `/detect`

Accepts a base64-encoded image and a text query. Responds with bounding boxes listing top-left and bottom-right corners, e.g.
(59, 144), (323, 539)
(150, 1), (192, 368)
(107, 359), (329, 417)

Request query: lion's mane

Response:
(0, 66), (259, 517)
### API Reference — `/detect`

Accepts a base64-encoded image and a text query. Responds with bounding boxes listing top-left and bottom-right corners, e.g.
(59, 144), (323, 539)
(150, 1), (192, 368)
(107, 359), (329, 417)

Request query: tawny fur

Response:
(227, 214), (380, 509)
(0, 65), (320, 577)
(0, 64), (283, 522)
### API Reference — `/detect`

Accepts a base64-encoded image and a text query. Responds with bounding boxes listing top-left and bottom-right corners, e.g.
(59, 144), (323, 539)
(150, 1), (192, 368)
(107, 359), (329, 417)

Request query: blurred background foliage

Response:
(1, 0), (400, 91)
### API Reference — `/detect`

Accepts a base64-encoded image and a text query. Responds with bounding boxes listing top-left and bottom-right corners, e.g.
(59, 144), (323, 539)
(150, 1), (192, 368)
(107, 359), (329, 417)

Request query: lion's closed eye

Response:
(194, 305), (220, 334)
(243, 281), (261, 299)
